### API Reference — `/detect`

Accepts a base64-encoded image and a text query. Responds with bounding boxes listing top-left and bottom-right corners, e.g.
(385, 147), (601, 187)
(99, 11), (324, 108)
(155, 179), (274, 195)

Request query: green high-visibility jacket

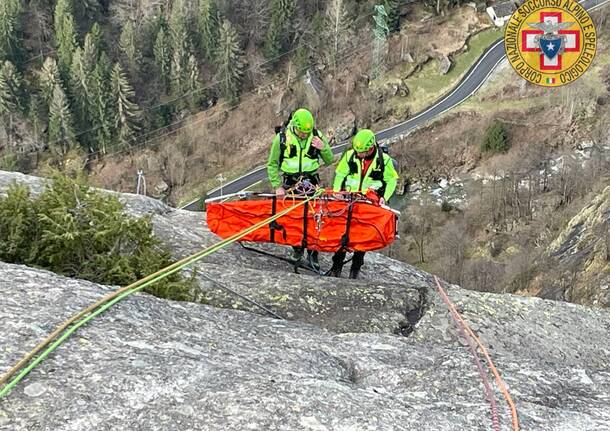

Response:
(267, 127), (334, 189)
(333, 148), (399, 201)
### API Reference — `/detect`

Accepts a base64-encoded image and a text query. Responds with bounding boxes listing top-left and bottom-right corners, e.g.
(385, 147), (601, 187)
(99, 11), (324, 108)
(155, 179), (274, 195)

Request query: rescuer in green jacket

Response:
(329, 129), (399, 279)
(267, 108), (334, 268)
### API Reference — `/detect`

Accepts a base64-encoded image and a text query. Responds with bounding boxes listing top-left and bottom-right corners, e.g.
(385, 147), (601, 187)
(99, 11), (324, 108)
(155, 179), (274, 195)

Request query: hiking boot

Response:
(349, 268), (360, 279)
(292, 246), (304, 261)
(329, 267), (342, 278)
(307, 250), (320, 271)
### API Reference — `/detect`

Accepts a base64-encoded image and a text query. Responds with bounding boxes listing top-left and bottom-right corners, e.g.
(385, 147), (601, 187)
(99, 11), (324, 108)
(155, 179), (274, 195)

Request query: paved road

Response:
(183, 0), (607, 211)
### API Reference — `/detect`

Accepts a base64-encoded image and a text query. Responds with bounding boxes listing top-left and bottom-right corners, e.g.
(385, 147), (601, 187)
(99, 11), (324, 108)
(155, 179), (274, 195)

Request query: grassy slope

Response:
(402, 27), (503, 113)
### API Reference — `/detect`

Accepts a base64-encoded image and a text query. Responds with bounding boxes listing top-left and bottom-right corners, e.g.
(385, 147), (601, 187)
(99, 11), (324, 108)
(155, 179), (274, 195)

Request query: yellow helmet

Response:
(291, 108), (314, 134)
(352, 129), (376, 152)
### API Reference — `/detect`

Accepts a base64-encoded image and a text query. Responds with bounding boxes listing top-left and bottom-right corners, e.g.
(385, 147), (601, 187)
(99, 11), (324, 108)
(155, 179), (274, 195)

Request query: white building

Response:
(486, 1), (519, 27)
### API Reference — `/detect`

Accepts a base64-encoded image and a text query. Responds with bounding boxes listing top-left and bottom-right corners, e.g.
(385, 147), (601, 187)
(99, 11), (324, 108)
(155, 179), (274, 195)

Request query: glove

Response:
(365, 188), (380, 205)
(275, 186), (286, 196)
(311, 136), (324, 150)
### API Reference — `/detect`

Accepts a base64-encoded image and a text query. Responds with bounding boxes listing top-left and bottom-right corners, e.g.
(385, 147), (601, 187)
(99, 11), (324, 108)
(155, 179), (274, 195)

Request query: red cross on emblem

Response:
(521, 12), (580, 71)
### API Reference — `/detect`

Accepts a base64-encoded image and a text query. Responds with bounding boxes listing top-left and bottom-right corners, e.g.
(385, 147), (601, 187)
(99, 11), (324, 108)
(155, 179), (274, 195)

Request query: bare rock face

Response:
(438, 54), (452, 75)
(545, 186), (610, 306)
(371, 80), (410, 106)
(1, 263), (610, 430)
(328, 111), (356, 143)
(1, 170), (610, 431)
(403, 52), (415, 63)
(0, 171), (422, 335)
(275, 79), (323, 120)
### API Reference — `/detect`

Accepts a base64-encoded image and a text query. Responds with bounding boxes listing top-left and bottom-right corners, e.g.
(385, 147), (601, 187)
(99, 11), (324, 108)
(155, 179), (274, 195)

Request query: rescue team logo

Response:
(504, 0), (597, 87)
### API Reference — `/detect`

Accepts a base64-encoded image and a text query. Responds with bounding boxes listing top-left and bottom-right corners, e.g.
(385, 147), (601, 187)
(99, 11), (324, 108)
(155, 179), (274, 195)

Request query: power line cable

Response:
(3, 8), (379, 152)
(98, 38), (376, 160)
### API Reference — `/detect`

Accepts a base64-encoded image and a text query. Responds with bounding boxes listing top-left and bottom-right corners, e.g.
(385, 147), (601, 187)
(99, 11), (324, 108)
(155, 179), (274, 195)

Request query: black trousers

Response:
(332, 250), (365, 273)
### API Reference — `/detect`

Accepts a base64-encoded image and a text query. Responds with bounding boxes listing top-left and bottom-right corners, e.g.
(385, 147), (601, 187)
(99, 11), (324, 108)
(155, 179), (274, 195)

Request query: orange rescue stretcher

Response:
(206, 191), (399, 252)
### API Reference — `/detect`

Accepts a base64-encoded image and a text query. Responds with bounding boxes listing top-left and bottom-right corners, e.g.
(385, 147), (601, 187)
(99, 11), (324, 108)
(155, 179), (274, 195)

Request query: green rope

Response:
(0, 191), (322, 399)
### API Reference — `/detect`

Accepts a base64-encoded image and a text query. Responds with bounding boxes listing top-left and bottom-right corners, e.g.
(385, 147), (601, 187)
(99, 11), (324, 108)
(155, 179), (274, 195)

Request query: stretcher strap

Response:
(340, 200), (355, 250)
(301, 201), (309, 250)
(269, 196), (287, 243)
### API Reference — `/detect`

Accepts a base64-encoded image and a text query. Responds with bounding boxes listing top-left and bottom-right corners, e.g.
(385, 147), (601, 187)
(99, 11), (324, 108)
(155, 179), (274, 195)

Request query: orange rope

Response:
(433, 276), (520, 431)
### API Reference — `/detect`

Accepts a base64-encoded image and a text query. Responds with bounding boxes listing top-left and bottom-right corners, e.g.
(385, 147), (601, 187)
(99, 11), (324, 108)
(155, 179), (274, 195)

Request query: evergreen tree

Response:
(481, 120), (509, 153)
(384, 0), (400, 32)
(0, 62), (21, 140)
(215, 19), (245, 105)
(89, 22), (104, 55)
(198, 0), (219, 62)
(82, 29), (101, 72)
(170, 36), (188, 105)
(0, 61), (23, 114)
(91, 52), (113, 154)
(54, 0), (74, 37)
(119, 21), (140, 75)
(111, 63), (140, 148)
(154, 26), (172, 91)
(0, 184), (36, 262)
(0, 175), (194, 300)
(48, 83), (76, 158)
(69, 47), (93, 137)
(27, 94), (46, 142)
(185, 53), (200, 109)
(305, 12), (326, 56)
(39, 57), (62, 109)
(169, 1), (196, 109)
(293, 42), (310, 78)
(0, 0), (22, 64)
(264, 0), (296, 63)
(169, 0), (189, 38)
(55, 7), (79, 76)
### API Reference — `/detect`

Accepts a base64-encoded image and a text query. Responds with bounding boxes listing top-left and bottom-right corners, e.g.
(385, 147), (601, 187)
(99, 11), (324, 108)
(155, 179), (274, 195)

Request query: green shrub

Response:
(480, 120), (509, 153)
(440, 200), (453, 212)
(0, 183), (37, 263)
(0, 173), (193, 301)
(0, 151), (20, 171)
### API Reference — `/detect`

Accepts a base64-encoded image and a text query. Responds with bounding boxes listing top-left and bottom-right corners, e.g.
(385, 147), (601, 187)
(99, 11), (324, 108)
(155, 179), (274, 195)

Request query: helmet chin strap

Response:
(293, 126), (310, 139)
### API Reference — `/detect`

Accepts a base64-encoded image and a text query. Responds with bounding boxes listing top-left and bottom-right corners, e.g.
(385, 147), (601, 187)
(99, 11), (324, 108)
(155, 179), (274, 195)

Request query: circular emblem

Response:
(504, 0), (597, 87)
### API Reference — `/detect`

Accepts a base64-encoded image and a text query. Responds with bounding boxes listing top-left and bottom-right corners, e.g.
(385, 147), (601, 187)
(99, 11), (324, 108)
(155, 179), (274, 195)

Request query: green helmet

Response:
(291, 108), (314, 134)
(352, 129), (376, 153)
